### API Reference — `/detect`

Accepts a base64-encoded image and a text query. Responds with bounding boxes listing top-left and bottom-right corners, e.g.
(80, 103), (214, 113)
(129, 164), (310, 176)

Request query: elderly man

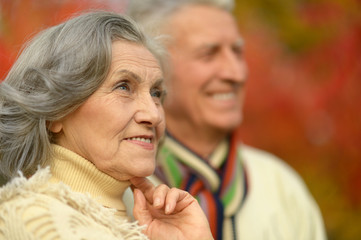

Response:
(127, 0), (327, 239)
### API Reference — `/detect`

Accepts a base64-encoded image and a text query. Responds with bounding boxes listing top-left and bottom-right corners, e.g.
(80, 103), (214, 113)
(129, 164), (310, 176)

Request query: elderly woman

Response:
(0, 11), (212, 240)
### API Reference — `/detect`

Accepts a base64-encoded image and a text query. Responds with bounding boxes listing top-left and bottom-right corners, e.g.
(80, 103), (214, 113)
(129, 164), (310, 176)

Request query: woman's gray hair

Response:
(126, 0), (234, 38)
(0, 11), (166, 178)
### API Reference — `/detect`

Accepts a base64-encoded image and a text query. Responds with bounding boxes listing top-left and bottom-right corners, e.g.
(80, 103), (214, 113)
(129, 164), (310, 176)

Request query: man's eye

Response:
(232, 46), (243, 58)
(201, 50), (217, 61)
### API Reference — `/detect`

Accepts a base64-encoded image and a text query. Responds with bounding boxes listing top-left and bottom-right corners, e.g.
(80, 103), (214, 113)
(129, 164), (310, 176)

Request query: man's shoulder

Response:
(237, 144), (327, 239)
(240, 144), (296, 172)
(239, 144), (308, 191)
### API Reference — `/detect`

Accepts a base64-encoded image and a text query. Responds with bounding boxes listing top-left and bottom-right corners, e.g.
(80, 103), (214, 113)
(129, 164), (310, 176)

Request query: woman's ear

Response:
(48, 121), (63, 133)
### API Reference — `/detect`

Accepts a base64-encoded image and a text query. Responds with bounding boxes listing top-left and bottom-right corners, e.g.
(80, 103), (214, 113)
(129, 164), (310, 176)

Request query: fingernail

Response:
(154, 197), (161, 207)
(165, 204), (171, 214)
(133, 189), (140, 200)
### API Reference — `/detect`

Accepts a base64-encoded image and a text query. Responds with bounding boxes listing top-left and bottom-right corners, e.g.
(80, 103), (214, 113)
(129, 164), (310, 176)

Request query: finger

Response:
(164, 188), (183, 214)
(151, 184), (170, 209)
(130, 177), (155, 204)
(164, 188), (190, 214)
(133, 188), (152, 227)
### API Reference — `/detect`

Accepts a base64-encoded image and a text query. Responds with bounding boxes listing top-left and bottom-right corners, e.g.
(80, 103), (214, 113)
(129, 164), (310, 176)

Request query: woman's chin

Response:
(124, 167), (156, 180)
(138, 167), (156, 178)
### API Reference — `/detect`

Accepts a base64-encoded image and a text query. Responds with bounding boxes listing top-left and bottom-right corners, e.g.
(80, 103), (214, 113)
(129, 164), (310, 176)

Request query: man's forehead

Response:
(187, 36), (244, 51)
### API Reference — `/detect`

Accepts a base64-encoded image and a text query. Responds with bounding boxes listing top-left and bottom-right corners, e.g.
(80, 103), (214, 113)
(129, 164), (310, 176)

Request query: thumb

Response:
(133, 188), (152, 227)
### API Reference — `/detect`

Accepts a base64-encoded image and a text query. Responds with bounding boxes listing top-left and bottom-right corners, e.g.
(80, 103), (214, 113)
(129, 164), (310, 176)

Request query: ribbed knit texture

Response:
(48, 144), (130, 215)
(0, 145), (148, 240)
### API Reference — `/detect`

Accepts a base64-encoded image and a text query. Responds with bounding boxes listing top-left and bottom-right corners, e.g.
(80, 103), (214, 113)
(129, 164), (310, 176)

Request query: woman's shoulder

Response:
(0, 168), (57, 239)
(0, 167), (55, 211)
(0, 167), (147, 240)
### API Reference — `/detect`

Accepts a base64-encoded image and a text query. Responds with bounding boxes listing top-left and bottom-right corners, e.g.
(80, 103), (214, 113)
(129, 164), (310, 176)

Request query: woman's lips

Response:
(125, 136), (154, 150)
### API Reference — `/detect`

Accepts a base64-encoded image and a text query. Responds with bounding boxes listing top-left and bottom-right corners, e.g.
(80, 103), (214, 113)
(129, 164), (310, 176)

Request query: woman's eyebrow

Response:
(113, 69), (164, 87)
(114, 69), (141, 83)
(153, 78), (164, 87)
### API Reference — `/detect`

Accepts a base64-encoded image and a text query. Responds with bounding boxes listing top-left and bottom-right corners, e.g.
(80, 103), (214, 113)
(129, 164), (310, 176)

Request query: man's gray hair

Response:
(126, 0), (234, 38)
(0, 11), (165, 178)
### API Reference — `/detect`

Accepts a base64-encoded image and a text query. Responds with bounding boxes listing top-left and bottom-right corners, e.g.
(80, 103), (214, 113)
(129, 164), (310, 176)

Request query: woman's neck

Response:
(47, 144), (130, 217)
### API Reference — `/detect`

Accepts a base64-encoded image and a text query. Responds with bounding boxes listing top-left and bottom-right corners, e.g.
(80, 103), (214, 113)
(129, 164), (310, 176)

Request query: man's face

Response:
(163, 5), (248, 133)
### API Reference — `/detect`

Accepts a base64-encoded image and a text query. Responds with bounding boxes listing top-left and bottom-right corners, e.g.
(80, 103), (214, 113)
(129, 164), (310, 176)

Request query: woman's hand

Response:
(130, 177), (213, 240)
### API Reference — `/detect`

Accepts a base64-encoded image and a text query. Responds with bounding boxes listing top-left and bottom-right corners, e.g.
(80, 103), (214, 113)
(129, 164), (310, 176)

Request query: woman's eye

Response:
(150, 89), (161, 98)
(151, 89), (159, 97)
(150, 88), (166, 102)
(115, 82), (130, 91)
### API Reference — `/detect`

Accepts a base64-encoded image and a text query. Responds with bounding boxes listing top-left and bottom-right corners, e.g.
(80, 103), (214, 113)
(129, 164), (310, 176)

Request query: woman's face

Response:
(52, 41), (165, 181)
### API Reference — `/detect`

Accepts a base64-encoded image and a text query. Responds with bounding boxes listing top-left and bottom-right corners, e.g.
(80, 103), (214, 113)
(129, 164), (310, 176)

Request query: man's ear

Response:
(48, 121), (63, 133)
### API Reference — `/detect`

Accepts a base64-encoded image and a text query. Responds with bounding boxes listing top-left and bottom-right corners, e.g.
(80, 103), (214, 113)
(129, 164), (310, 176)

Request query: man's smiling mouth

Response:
(211, 92), (236, 100)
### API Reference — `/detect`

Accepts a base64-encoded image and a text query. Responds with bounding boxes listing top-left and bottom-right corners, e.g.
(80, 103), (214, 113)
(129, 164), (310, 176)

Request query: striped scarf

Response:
(155, 132), (248, 240)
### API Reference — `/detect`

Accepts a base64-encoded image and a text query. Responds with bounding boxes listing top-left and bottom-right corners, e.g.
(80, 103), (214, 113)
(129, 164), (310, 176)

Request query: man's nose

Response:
(218, 48), (248, 83)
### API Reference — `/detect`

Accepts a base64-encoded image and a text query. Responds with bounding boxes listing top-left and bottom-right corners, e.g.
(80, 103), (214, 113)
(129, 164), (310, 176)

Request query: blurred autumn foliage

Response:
(234, 0), (361, 239)
(0, 0), (360, 239)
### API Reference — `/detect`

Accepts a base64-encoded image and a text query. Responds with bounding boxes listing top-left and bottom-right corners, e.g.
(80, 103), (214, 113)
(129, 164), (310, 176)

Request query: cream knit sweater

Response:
(0, 145), (147, 240)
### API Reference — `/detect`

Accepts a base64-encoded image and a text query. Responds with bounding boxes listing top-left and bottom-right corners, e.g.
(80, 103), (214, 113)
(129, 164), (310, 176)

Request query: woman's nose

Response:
(134, 95), (163, 127)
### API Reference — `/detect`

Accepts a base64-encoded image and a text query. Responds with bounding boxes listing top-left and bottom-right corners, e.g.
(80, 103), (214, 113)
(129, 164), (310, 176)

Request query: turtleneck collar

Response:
(47, 144), (130, 217)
